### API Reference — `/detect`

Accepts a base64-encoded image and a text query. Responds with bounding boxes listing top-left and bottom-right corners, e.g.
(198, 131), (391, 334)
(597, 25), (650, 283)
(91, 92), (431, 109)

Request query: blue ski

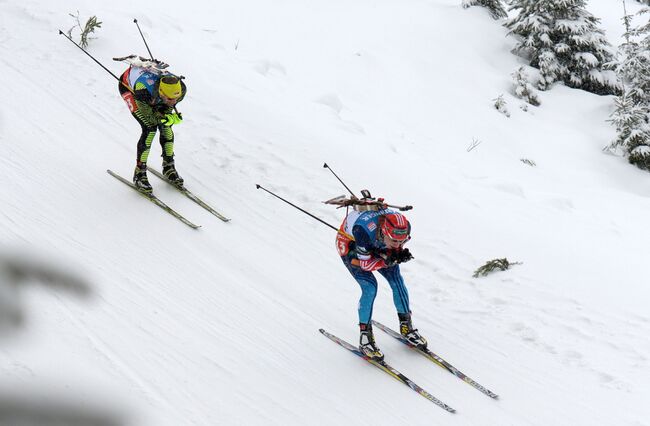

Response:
(372, 320), (498, 399)
(319, 328), (455, 413)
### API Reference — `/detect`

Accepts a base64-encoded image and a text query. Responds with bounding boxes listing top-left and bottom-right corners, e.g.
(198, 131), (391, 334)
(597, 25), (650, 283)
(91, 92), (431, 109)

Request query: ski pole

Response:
(323, 163), (357, 198)
(256, 184), (354, 240)
(58, 30), (133, 93)
(133, 19), (154, 60)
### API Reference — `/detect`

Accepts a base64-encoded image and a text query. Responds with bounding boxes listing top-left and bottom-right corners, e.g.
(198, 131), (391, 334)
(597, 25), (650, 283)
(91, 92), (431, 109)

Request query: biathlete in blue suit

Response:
(336, 208), (427, 361)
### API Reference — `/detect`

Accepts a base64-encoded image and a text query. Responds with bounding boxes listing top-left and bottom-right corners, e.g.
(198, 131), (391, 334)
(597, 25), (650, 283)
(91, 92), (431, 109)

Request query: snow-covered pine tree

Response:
(493, 94), (511, 116)
(462, 0), (507, 19)
(610, 5), (650, 106)
(506, 0), (620, 95)
(512, 66), (541, 106)
(607, 93), (650, 163)
(607, 4), (650, 170)
(627, 8), (650, 105)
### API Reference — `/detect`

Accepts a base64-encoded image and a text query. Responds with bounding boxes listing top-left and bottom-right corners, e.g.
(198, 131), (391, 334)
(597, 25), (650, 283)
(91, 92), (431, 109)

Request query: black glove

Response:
(398, 248), (414, 263)
(386, 248), (413, 266)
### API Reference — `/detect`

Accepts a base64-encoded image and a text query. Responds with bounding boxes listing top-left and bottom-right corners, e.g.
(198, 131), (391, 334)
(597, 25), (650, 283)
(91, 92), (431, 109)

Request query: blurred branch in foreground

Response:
(0, 248), (93, 333)
(0, 249), (131, 425)
(0, 387), (127, 426)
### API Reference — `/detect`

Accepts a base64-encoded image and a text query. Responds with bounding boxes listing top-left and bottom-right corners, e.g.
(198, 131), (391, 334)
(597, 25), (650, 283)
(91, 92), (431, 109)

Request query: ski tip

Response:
(318, 328), (326, 334)
(255, 184), (261, 189)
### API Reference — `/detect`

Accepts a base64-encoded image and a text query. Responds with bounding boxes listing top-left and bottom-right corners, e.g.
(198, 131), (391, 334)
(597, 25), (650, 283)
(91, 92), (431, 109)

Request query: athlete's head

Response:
(381, 212), (411, 249)
(158, 75), (182, 106)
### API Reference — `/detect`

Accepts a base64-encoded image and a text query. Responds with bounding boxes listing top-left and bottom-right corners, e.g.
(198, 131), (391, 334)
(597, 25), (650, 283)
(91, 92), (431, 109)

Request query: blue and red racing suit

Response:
(336, 209), (411, 325)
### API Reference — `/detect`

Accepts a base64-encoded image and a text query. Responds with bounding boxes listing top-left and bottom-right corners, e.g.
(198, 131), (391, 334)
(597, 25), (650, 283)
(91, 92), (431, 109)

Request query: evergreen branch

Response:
(80, 16), (102, 49)
(473, 258), (522, 278)
(67, 11), (102, 49)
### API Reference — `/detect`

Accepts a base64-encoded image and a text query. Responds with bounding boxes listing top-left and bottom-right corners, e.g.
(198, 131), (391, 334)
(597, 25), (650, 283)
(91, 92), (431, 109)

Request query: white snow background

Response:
(1, 0), (650, 425)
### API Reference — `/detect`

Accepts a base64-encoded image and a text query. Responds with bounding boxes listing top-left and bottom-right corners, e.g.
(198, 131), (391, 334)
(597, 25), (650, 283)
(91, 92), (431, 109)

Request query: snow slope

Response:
(1, 0), (649, 424)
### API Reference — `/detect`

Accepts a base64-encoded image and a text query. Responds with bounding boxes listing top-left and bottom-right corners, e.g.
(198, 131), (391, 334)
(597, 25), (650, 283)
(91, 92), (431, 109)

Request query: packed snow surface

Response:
(1, 0), (649, 425)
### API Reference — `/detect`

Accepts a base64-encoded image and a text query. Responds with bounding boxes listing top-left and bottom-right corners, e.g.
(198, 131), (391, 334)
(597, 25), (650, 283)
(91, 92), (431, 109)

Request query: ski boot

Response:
(162, 159), (184, 188)
(399, 313), (427, 349)
(359, 323), (384, 362)
(133, 163), (153, 194)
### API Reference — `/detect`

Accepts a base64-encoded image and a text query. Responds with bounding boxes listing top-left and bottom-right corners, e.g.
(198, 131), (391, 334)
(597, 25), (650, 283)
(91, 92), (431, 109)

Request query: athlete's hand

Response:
(396, 248), (413, 264)
(371, 247), (388, 258)
(386, 248), (413, 266)
(160, 112), (183, 127)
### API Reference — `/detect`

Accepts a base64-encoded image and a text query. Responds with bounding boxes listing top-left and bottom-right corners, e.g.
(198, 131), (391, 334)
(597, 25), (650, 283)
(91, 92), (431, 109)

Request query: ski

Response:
(319, 328), (455, 413)
(148, 167), (231, 222)
(372, 320), (498, 399)
(107, 169), (200, 229)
